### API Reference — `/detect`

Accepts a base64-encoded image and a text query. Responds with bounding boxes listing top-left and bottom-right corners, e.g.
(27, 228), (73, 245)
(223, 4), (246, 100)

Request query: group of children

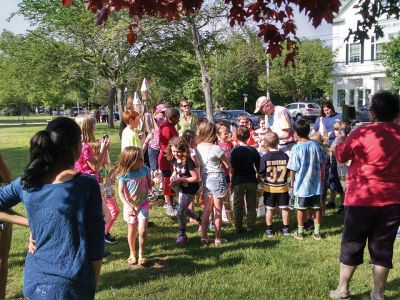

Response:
(71, 108), (349, 266)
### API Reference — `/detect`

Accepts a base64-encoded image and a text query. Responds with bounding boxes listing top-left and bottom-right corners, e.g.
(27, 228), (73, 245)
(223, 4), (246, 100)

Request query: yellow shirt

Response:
(121, 126), (141, 152)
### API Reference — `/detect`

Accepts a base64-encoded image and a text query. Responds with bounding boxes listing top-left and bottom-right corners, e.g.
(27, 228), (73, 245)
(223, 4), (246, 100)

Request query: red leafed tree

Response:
(77, 0), (341, 61)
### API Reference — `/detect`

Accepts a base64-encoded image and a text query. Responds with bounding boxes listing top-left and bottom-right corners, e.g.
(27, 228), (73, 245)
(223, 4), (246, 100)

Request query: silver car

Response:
(285, 102), (320, 121)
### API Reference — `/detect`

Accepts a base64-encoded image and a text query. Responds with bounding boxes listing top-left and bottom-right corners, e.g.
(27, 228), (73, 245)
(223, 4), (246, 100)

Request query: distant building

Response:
(332, 0), (400, 112)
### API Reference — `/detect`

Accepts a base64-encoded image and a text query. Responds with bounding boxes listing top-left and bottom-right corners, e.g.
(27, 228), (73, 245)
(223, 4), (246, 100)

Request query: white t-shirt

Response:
(265, 106), (294, 145)
(196, 144), (225, 174)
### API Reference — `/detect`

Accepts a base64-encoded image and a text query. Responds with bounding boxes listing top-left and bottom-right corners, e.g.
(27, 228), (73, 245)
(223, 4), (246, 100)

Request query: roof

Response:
(333, 0), (356, 23)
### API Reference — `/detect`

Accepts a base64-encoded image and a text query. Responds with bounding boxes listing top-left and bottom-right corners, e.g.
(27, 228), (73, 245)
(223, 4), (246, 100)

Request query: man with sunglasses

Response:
(254, 96), (295, 154)
(177, 100), (198, 136)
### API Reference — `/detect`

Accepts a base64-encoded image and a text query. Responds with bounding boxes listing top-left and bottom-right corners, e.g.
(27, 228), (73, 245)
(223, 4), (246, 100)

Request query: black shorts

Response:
(263, 192), (289, 209)
(294, 195), (320, 210)
(340, 204), (400, 269)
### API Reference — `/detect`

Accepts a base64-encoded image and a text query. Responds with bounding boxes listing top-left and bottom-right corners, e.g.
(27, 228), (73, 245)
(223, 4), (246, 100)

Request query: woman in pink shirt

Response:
(329, 91), (400, 300)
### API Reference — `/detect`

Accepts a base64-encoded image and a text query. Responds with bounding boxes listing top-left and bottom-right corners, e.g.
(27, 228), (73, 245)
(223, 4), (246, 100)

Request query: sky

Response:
(0, 0), (332, 41)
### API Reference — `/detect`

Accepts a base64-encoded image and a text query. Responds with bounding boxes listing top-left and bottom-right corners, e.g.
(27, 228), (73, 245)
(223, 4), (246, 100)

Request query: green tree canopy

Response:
(383, 36), (400, 89)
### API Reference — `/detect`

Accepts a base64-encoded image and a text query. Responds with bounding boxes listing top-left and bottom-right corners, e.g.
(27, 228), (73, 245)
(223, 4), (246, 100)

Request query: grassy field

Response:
(1, 120), (400, 300)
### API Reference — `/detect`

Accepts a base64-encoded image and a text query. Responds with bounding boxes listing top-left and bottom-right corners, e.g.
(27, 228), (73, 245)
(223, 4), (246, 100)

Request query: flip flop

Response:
(127, 257), (137, 265)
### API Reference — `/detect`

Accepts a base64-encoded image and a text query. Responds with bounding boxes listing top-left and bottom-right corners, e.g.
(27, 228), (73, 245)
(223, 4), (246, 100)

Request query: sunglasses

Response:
(181, 104), (189, 108)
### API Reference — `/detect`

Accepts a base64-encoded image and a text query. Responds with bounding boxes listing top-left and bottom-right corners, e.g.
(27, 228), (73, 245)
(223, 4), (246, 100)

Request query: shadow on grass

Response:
(99, 238), (280, 292)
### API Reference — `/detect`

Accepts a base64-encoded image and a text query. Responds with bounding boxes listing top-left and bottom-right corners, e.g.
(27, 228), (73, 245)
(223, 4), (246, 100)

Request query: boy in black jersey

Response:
(259, 132), (290, 237)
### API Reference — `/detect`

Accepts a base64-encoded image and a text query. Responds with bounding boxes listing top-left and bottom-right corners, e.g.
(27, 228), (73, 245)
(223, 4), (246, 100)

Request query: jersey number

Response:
(266, 166), (287, 183)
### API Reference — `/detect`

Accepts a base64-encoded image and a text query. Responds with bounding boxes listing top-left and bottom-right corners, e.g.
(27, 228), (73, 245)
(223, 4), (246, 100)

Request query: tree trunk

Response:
(108, 86), (116, 129)
(189, 17), (213, 121)
(116, 86), (125, 121)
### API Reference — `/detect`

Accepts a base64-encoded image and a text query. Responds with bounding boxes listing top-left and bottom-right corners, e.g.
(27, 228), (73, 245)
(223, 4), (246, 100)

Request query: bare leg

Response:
(127, 223), (137, 258)
(201, 194), (213, 239)
(281, 208), (289, 226)
(297, 210), (305, 226)
(335, 263), (357, 294)
(214, 197), (223, 241)
(165, 195), (173, 207)
(371, 264), (389, 299)
(311, 209), (321, 225)
(0, 224), (12, 299)
(138, 219), (148, 259)
(266, 208), (274, 226)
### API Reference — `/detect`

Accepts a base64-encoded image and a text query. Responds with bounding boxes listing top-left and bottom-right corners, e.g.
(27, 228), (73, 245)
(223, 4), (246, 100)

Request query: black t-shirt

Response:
(259, 150), (289, 193)
(172, 158), (200, 195)
(230, 145), (260, 187)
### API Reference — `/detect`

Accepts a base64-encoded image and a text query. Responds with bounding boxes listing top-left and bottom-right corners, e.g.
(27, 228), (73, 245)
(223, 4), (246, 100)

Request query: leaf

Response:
(62, 0), (73, 7)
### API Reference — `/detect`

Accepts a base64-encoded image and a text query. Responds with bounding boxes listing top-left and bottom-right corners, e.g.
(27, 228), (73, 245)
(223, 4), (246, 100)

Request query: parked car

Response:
(355, 105), (370, 123)
(191, 109), (206, 119)
(285, 102), (320, 121)
(69, 106), (85, 117)
(214, 110), (259, 131)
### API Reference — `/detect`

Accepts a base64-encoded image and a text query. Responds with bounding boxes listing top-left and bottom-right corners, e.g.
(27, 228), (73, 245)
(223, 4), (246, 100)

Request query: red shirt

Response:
(218, 140), (233, 175)
(232, 129), (256, 146)
(158, 121), (178, 171)
(336, 122), (400, 207)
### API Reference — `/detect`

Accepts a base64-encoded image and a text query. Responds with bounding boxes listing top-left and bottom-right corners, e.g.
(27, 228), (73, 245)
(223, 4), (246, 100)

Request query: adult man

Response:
(254, 96), (294, 154)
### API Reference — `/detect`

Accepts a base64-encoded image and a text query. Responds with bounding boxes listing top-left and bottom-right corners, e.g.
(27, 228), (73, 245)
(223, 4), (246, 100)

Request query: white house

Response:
(332, 0), (400, 113)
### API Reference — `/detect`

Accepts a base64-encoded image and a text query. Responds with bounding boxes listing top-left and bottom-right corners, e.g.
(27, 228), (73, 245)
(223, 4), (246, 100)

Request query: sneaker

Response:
(208, 223), (215, 232)
(104, 233), (118, 244)
(163, 203), (168, 209)
(292, 230), (304, 240)
(265, 229), (273, 238)
(166, 206), (176, 216)
(176, 234), (188, 246)
(282, 228), (290, 236)
(313, 232), (322, 240)
(326, 202), (336, 209)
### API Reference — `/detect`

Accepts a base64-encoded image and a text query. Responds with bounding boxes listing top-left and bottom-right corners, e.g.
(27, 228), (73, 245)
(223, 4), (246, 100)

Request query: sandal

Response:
(200, 237), (215, 245)
(127, 256), (137, 265)
(138, 256), (147, 266)
(214, 238), (228, 246)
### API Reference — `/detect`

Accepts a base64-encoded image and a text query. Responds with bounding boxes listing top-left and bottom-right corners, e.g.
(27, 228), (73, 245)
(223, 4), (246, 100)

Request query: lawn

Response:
(1, 121), (399, 300)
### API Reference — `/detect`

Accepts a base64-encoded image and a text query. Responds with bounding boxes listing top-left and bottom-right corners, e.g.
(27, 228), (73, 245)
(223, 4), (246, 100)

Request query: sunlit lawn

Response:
(1, 121), (399, 299)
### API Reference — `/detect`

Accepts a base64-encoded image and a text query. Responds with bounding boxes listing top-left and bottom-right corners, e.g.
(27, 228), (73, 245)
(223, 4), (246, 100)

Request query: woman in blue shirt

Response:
(0, 117), (104, 300)
(312, 101), (343, 211)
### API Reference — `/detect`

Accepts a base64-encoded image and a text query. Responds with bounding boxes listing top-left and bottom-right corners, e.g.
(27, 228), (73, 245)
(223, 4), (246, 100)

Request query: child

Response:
(288, 119), (325, 240)
(167, 137), (201, 246)
(230, 126), (260, 234)
(101, 166), (120, 244)
(158, 108), (180, 216)
(181, 129), (201, 220)
(197, 122), (231, 246)
(74, 115), (112, 231)
(121, 110), (153, 152)
(259, 132), (290, 237)
(217, 125), (234, 224)
(116, 147), (153, 265)
(74, 114), (110, 181)
(231, 115), (257, 146)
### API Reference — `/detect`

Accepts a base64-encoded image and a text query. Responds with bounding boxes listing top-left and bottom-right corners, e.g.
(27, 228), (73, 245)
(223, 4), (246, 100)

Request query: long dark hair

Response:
(21, 117), (82, 189)
(320, 101), (336, 117)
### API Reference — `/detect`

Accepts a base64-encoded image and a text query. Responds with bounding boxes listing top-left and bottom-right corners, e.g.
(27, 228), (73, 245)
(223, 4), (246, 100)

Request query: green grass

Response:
(1, 123), (400, 300)
(0, 115), (54, 124)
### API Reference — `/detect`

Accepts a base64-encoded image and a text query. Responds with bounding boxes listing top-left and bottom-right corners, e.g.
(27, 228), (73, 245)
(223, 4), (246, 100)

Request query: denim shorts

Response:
(123, 205), (149, 224)
(148, 146), (160, 171)
(203, 172), (228, 198)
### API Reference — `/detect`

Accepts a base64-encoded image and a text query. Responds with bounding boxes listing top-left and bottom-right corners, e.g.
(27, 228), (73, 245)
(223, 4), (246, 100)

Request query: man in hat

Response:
(254, 96), (294, 154)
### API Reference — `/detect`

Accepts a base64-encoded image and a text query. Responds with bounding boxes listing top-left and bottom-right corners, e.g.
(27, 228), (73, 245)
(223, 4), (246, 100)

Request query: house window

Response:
(376, 43), (385, 60)
(357, 90), (364, 107)
(349, 89), (355, 106)
(350, 44), (361, 62)
(337, 90), (345, 106)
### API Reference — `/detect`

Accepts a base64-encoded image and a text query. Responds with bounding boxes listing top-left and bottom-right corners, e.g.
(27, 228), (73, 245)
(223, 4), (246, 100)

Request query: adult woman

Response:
(177, 100), (198, 136)
(329, 91), (400, 300)
(312, 101), (343, 209)
(0, 117), (104, 299)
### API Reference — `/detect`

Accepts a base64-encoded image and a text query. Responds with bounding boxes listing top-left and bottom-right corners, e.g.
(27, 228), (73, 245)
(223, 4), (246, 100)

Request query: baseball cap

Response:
(254, 96), (271, 113)
(155, 104), (168, 113)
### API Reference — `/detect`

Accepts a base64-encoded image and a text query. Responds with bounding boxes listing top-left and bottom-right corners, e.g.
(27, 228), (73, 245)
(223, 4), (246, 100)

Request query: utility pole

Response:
(243, 94), (248, 111)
